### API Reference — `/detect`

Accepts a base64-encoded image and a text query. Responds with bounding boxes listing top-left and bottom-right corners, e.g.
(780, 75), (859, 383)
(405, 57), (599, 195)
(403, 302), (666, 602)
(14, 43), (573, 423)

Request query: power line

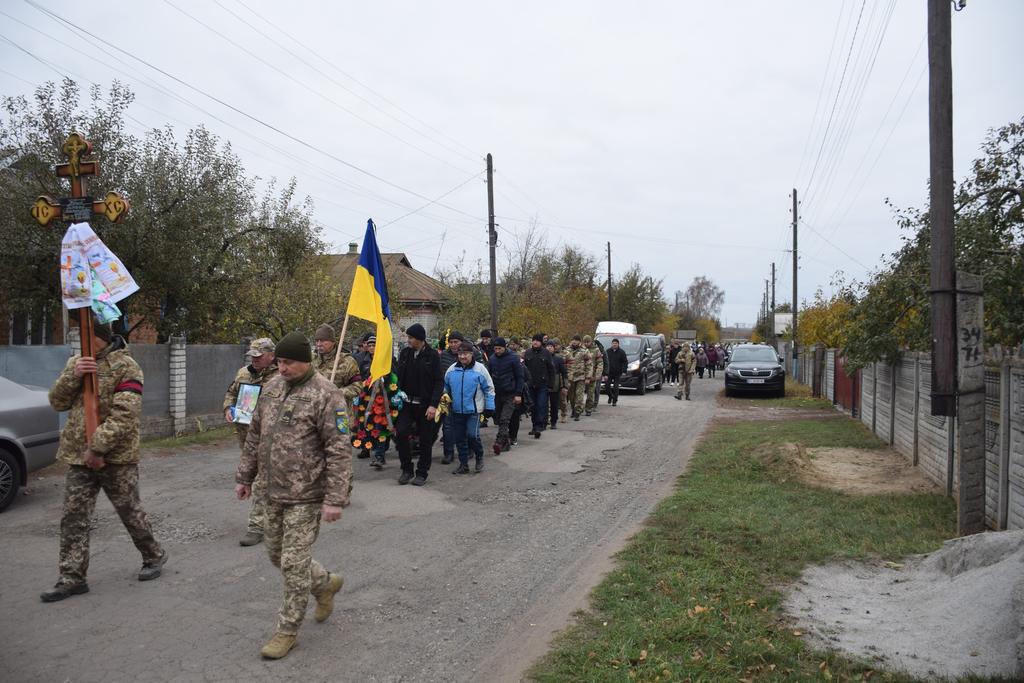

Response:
(379, 171), (484, 228)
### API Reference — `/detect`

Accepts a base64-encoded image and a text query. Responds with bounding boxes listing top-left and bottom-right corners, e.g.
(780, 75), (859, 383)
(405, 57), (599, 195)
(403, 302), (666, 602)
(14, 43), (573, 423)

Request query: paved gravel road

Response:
(1, 376), (720, 682)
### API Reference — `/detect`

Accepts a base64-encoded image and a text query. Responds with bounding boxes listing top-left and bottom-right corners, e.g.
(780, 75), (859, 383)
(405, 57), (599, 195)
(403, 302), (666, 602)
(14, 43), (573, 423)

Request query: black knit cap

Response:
(449, 331), (465, 342)
(406, 323), (426, 341)
(275, 331), (312, 362)
(532, 333), (545, 343)
(480, 329), (492, 338)
(493, 336), (507, 347)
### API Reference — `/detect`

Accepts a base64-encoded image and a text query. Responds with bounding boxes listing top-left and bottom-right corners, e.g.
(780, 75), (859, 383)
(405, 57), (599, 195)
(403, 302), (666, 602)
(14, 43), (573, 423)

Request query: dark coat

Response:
(396, 344), (444, 408)
(549, 353), (568, 391)
(606, 346), (629, 377)
(489, 349), (525, 395)
(522, 346), (555, 389)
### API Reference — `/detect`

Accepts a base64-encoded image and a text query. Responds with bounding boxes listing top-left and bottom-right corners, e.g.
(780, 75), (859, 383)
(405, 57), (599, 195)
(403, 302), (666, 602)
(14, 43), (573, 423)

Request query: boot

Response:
(441, 453), (453, 464)
(314, 573), (344, 622)
(239, 531), (263, 547)
(398, 471), (413, 485)
(261, 632), (297, 659)
(138, 550), (168, 581)
(40, 581), (89, 603)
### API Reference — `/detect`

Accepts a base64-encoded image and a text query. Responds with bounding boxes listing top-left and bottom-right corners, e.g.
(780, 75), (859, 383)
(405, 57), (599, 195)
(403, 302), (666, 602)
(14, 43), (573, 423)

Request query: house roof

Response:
(323, 252), (450, 305)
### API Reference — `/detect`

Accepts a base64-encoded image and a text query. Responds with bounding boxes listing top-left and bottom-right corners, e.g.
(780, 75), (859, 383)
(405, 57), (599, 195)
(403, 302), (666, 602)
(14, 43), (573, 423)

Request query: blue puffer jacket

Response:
(444, 361), (496, 415)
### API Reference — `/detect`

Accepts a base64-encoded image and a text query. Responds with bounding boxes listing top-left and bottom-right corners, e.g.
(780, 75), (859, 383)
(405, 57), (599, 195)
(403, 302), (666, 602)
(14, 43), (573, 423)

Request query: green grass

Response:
(725, 377), (835, 410)
(528, 415), (960, 682)
(142, 424), (234, 449)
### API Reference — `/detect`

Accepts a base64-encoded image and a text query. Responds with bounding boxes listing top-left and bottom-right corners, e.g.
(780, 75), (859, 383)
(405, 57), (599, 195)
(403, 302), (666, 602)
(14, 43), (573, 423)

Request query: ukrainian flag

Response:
(346, 219), (394, 381)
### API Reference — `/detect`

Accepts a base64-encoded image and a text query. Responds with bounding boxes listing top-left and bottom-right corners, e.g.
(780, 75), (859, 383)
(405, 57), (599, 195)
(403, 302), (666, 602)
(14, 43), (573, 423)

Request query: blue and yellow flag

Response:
(346, 219), (394, 381)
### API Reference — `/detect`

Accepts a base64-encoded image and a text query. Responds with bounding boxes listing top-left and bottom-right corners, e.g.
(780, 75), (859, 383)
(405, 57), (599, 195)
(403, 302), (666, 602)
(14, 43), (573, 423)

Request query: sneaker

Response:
(510, 440), (518, 446)
(40, 581), (89, 603)
(411, 475), (427, 486)
(474, 460), (484, 473)
(452, 464), (470, 475)
(239, 531), (263, 547)
(398, 471), (413, 485)
(138, 550), (168, 581)
(314, 573), (344, 622)
(261, 632), (297, 659)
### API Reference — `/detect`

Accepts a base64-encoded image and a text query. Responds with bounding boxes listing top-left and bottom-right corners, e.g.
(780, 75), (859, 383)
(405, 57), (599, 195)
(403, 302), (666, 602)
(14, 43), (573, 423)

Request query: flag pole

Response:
(328, 313), (351, 383)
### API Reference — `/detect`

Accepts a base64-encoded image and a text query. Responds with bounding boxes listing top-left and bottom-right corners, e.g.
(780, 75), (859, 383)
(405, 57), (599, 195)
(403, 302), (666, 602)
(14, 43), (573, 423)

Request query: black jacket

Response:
(396, 345), (443, 408)
(549, 353), (568, 391)
(522, 346), (555, 389)
(489, 349), (525, 395)
(606, 347), (629, 377)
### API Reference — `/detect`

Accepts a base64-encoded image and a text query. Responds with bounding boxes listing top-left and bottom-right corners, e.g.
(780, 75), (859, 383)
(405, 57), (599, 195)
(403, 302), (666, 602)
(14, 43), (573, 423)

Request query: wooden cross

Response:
(29, 132), (132, 442)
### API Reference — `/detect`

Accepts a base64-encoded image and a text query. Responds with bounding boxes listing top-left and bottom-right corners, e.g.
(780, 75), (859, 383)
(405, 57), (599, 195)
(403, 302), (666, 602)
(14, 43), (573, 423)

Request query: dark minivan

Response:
(723, 343), (786, 398)
(596, 333), (664, 395)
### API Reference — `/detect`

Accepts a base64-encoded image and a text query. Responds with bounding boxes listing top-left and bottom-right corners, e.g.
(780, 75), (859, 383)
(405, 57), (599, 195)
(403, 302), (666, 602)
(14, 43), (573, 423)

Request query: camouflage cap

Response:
(583, 334), (593, 343)
(245, 337), (275, 357)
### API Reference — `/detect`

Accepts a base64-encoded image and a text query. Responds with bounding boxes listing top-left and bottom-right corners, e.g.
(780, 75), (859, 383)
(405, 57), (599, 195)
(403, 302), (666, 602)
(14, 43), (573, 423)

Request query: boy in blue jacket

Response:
(443, 342), (496, 474)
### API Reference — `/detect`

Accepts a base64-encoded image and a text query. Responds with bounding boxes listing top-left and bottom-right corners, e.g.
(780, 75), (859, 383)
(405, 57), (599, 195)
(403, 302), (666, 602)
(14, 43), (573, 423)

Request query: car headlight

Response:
(627, 360), (640, 372)
(725, 367), (741, 376)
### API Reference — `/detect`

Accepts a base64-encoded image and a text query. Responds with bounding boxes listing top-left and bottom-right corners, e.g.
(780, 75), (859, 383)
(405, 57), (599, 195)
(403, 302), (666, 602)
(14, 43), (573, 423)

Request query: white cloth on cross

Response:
(60, 222), (139, 314)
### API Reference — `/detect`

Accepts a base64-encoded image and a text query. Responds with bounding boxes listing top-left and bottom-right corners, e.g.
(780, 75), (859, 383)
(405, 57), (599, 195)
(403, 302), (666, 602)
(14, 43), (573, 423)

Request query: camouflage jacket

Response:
(675, 347), (697, 375)
(237, 369), (352, 508)
(313, 349), (363, 401)
(49, 339), (143, 465)
(564, 344), (592, 381)
(223, 363), (279, 410)
(586, 344), (605, 378)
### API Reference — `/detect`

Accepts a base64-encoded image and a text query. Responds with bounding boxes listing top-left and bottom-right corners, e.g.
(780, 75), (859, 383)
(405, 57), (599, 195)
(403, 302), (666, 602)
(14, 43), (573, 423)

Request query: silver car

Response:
(0, 377), (61, 511)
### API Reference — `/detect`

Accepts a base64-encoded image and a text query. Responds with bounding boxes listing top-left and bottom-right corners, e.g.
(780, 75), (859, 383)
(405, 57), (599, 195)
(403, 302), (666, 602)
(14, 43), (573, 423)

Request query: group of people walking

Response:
(37, 312), (707, 661)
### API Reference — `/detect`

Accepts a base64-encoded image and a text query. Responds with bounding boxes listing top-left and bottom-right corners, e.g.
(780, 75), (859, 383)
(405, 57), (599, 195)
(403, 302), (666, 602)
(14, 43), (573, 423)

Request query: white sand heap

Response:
(784, 529), (1024, 681)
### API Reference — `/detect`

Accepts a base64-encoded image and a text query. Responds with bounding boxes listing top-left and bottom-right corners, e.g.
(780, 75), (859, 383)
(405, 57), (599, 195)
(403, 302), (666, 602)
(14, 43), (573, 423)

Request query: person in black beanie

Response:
(522, 333), (555, 438)
(394, 323), (443, 486)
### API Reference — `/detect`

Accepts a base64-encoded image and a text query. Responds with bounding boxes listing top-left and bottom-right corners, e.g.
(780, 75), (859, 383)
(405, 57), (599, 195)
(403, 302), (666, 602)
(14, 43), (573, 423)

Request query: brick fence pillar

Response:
(169, 336), (187, 435)
(66, 325), (80, 357)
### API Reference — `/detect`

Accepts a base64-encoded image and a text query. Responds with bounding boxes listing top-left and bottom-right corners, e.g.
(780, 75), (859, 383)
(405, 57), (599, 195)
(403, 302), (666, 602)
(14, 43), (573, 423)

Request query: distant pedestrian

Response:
(674, 344), (697, 400)
(667, 343), (680, 385)
(394, 323), (443, 486)
(437, 331), (464, 464)
(488, 337), (524, 454)
(564, 335), (591, 420)
(583, 335), (602, 416)
(696, 346), (708, 379)
(545, 340), (567, 428)
(705, 345), (718, 378)
(604, 338), (629, 406)
(444, 342), (495, 474)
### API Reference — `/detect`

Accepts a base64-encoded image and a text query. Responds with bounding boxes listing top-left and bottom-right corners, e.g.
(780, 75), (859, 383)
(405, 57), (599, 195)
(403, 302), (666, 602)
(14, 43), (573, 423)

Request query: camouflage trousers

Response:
(236, 426), (267, 535)
(263, 501), (332, 635)
(568, 380), (587, 415)
(59, 464), (163, 584)
(674, 372), (693, 399)
(586, 379), (601, 413)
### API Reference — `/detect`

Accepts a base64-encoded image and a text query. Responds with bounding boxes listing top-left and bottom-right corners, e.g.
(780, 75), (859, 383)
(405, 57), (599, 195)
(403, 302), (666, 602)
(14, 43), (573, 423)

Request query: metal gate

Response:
(834, 354), (860, 417)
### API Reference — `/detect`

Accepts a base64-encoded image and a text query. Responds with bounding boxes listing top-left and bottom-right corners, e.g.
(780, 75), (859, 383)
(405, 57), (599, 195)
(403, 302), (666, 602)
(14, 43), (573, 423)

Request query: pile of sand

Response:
(784, 529), (1024, 680)
(782, 443), (940, 496)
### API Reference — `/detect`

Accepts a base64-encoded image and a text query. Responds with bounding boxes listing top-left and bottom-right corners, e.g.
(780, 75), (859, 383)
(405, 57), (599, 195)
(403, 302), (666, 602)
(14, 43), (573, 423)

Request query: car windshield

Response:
(597, 336), (641, 354)
(730, 347), (779, 363)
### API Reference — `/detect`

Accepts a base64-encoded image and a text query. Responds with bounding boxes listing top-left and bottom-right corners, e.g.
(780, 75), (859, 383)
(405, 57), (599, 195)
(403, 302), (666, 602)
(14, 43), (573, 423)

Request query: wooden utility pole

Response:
(927, 0), (957, 416)
(486, 153), (498, 332)
(606, 241), (612, 318)
(770, 262), (777, 347)
(31, 132), (130, 442)
(792, 189), (799, 378)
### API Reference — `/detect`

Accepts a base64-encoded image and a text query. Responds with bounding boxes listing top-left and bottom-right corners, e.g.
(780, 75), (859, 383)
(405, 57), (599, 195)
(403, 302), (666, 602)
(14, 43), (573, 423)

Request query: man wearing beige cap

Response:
(312, 324), (363, 401)
(224, 337), (278, 546)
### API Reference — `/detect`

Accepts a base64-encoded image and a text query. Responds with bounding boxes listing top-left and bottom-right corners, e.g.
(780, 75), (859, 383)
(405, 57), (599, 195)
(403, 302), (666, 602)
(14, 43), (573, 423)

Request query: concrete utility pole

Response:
(927, 0), (957, 416)
(607, 241), (612, 319)
(486, 153), (498, 332)
(792, 189), (799, 378)
(771, 262), (776, 347)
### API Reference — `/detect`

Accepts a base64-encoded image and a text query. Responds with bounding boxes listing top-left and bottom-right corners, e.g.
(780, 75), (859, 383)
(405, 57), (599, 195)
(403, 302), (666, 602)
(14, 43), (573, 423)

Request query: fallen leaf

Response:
(692, 605), (710, 614)
(639, 649), (648, 662)
(690, 648), (704, 662)
(792, 630), (804, 637)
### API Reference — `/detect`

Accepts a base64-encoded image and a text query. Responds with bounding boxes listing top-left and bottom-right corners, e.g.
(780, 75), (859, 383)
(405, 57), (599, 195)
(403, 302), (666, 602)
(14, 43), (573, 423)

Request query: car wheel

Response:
(777, 387), (786, 399)
(637, 373), (647, 395)
(0, 448), (22, 512)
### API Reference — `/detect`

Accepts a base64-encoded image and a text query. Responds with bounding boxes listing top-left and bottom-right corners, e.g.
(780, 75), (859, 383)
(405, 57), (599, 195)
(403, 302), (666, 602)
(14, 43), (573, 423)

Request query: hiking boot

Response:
(411, 475), (427, 486)
(441, 453), (453, 464)
(239, 531), (264, 547)
(686, 396), (691, 401)
(138, 551), (168, 581)
(474, 459), (484, 473)
(314, 573), (344, 622)
(452, 464), (470, 475)
(40, 581), (89, 603)
(398, 471), (413, 485)
(261, 632), (296, 659)
(585, 411), (592, 417)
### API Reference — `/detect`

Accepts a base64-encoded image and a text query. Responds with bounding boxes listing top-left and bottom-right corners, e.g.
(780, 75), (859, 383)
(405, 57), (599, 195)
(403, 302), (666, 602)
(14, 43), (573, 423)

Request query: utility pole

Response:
(486, 153), (498, 332)
(927, 0), (956, 416)
(792, 189), (799, 378)
(607, 241), (613, 319)
(770, 262), (777, 347)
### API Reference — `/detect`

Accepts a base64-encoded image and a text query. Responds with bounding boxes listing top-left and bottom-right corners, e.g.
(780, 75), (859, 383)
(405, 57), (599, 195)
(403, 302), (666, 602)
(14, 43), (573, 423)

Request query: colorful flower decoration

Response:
(350, 372), (400, 455)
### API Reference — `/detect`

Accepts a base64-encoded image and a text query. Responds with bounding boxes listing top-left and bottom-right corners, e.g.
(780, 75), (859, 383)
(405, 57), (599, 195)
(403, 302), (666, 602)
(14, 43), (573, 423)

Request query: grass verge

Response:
(724, 377), (834, 410)
(528, 415), (958, 682)
(142, 424), (234, 450)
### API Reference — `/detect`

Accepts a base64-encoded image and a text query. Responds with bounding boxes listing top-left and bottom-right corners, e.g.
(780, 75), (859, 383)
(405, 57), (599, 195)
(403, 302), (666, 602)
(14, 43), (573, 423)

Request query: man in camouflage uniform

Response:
(312, 323), (363, 402)
(223, 337), (278, 547)
(552, 338), (570, 420)
(673, 343), (698, 401)
(40, 319), (167, 603)
(584, 335), (605, 416)
(236, 331), (352, 660)
(564, 335), (591, 421)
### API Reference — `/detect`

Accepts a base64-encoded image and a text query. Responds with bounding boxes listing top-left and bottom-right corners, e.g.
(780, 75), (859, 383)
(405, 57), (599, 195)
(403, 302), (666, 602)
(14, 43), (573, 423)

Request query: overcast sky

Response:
(2, 1), (1021, 328)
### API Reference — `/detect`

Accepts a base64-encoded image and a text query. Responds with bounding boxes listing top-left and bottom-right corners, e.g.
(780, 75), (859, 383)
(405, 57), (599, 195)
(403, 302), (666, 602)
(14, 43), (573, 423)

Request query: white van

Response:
(595, 321), (637, 336)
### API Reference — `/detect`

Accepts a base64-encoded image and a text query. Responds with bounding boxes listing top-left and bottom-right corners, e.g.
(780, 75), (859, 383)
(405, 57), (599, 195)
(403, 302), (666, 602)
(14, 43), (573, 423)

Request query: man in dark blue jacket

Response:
(523, 333), (555, 438)
(488, 337), (524, 454)
(395, 324), (443, 486)
(545, 339), (568, 429)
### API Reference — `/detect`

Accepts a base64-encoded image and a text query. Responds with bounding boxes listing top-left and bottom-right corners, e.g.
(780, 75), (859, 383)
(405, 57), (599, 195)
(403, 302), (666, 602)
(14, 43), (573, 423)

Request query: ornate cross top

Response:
(31, 132), (130, 226)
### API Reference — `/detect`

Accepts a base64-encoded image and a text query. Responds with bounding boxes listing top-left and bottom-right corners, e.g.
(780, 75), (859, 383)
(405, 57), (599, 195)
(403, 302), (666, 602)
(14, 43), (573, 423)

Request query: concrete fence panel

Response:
(186, 344), (245, 416)
(893, 356), (918, 463)
(861, 363), (875, 432)
(876, 363), (894, 446)
(0, 346), (70, 389)
(129, 344), (170, 419)
(1009, 366), (1024, 530)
